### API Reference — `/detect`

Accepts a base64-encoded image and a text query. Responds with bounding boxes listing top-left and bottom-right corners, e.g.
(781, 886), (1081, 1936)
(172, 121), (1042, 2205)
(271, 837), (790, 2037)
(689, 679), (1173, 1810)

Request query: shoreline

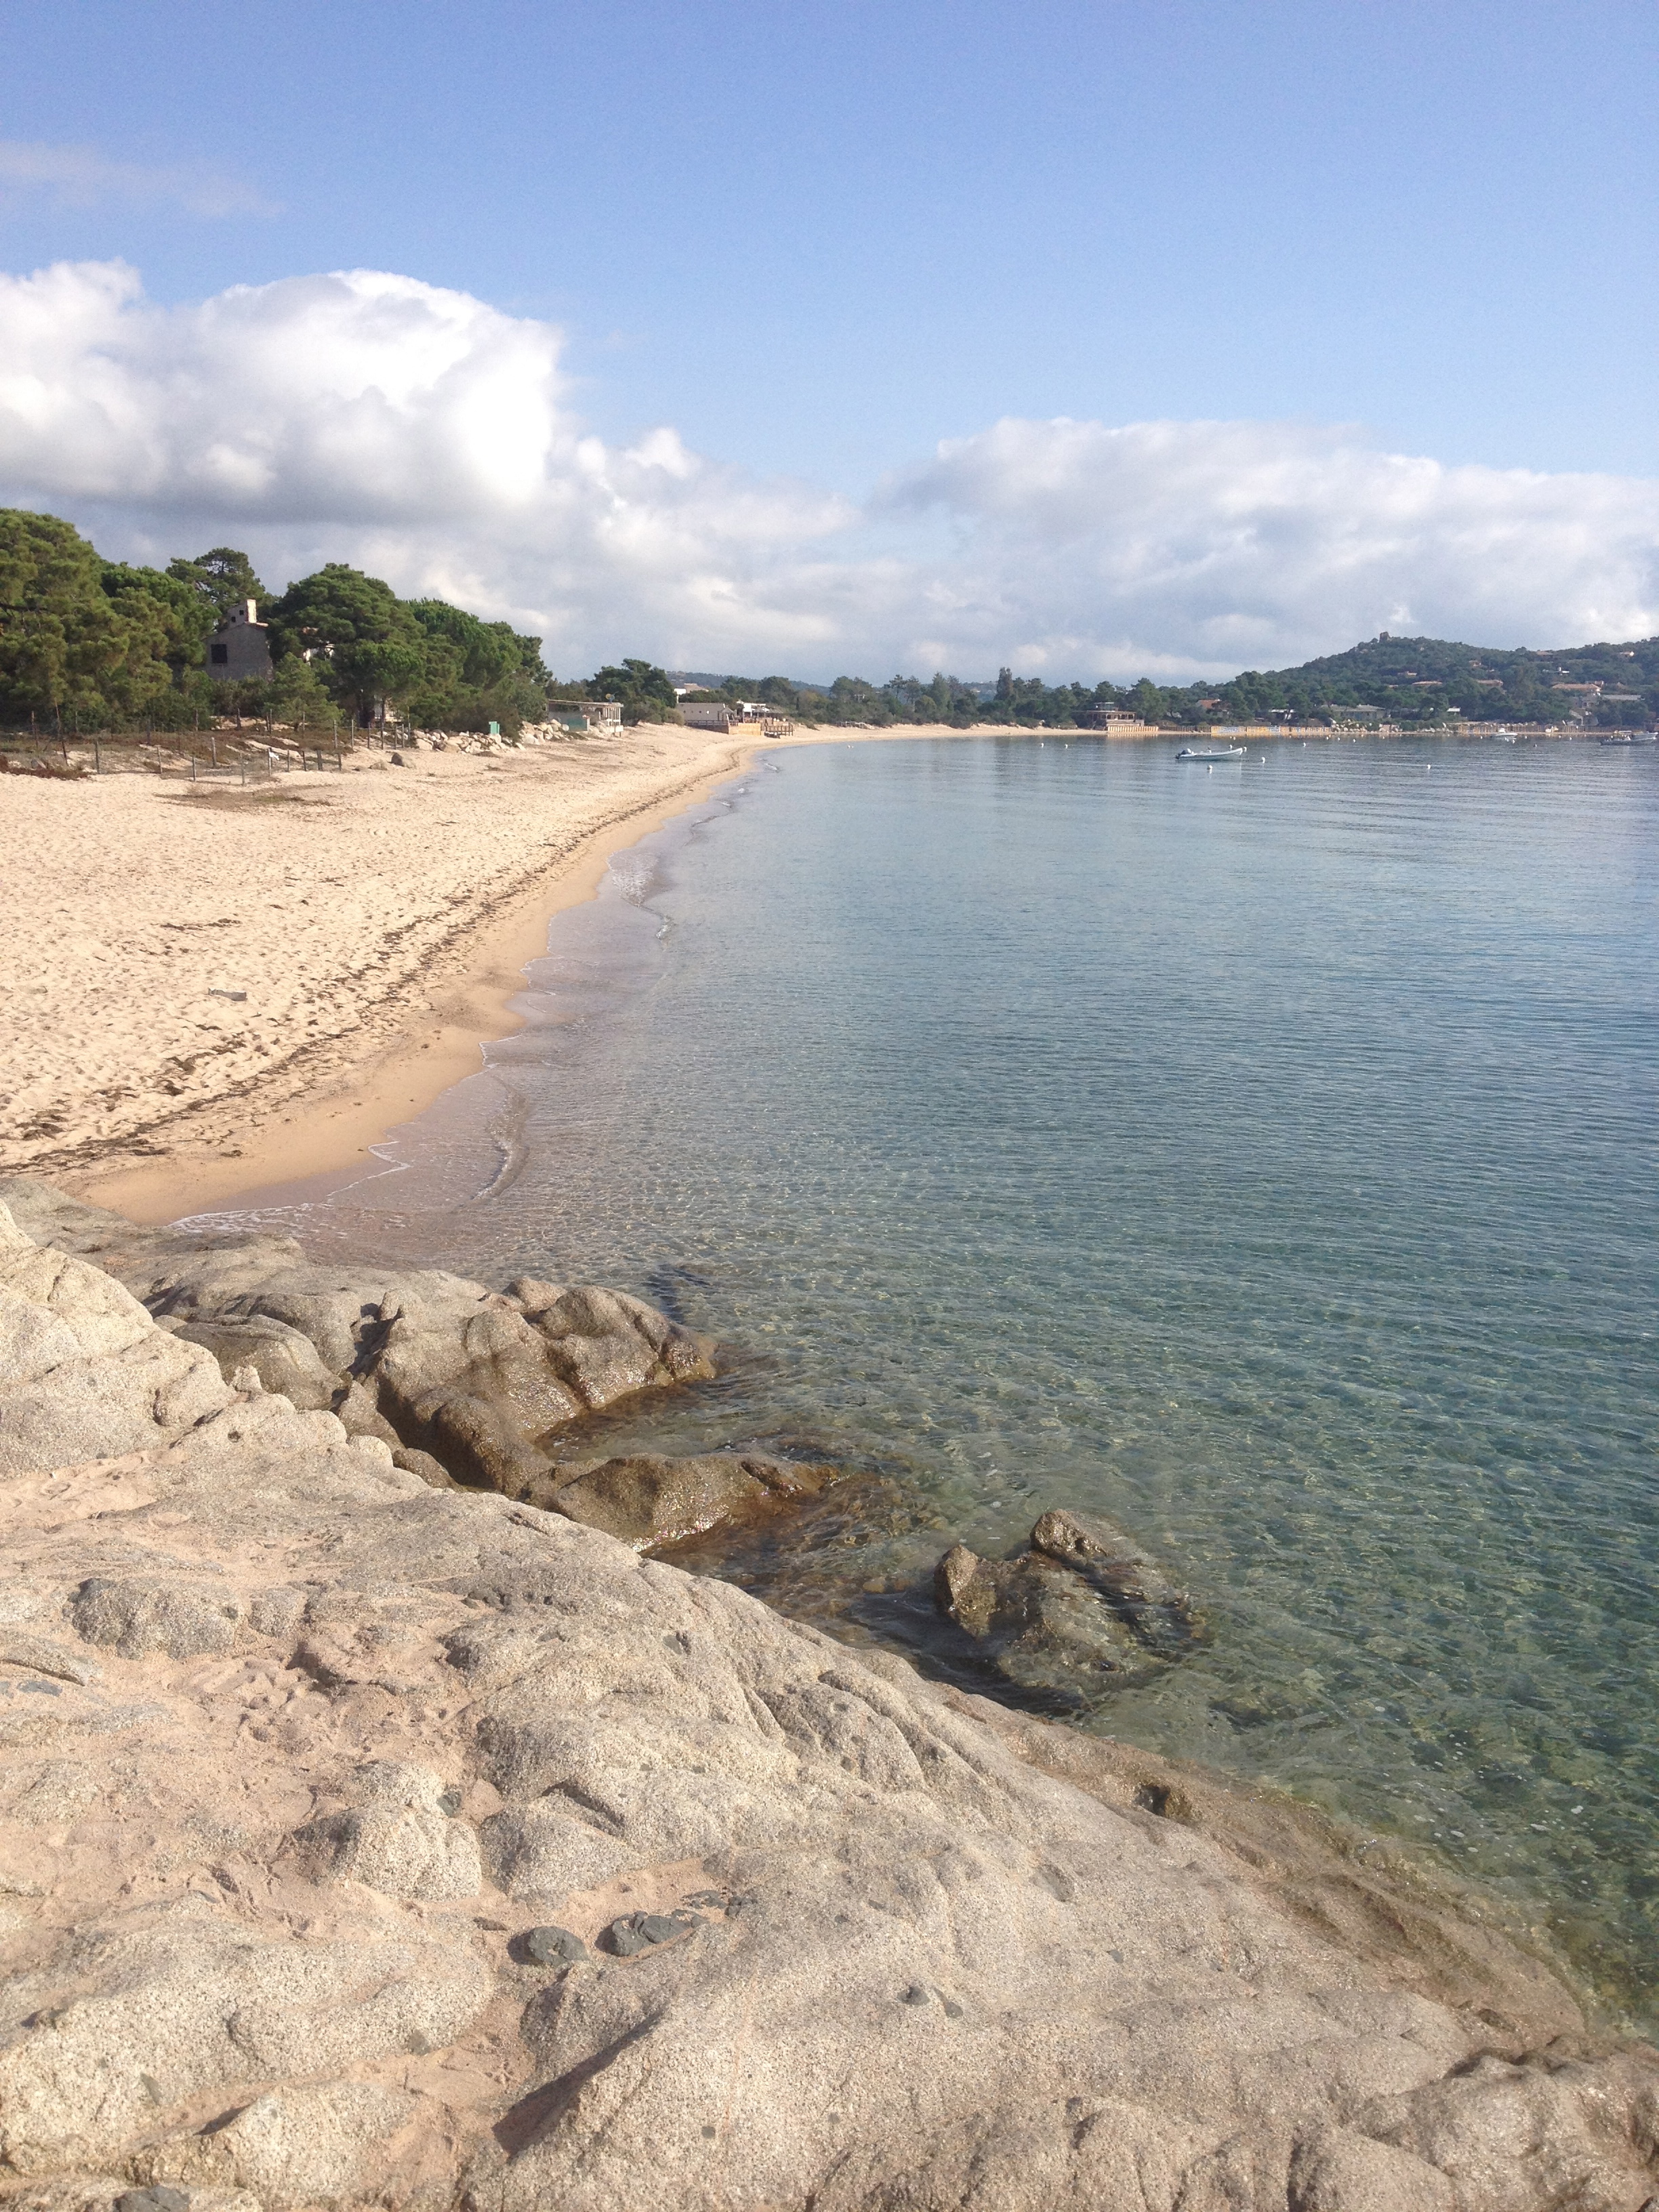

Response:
(7, 716), (1582, 1231)
(4, 1174), (1645, 2206)
(16, 716), (1026, 1221)
(5, 726), (1652, 2091)
(67, 729), (764, 1222)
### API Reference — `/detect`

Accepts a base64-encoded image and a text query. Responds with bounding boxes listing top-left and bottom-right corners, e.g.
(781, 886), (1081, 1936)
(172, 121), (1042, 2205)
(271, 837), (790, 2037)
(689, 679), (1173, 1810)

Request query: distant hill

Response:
(1193, 631), (1659, 729)
(663, 635), (1658, 731)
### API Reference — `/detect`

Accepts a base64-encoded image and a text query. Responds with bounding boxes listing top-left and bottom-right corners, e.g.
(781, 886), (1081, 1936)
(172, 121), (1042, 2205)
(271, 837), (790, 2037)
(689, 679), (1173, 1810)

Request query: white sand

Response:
(3, 720), (1040, 1221)
(1, 725), (758, 1214)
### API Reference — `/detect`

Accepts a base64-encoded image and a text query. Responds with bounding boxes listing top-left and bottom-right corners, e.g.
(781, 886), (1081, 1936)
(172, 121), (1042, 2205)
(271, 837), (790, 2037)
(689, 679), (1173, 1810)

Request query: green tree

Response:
(403, 600), (551, 733)
(588, 657), (677, 724)
(102, 560), (216, 681)
(267, 564), (426, 724)
(267, 655), (337, 729)
(0, 510), (177, 726)
(166, 546), (268, 630)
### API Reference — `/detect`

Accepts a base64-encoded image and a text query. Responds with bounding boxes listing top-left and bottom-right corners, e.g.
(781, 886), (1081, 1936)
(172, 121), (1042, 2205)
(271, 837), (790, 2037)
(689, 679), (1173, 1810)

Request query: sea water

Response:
(215, 735), (1659, 2020)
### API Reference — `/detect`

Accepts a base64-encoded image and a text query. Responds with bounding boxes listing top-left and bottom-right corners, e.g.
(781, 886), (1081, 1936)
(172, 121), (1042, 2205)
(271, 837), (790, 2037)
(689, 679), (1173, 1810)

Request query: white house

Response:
(206, 600), (273, 682)
(549, 698), (624, 733)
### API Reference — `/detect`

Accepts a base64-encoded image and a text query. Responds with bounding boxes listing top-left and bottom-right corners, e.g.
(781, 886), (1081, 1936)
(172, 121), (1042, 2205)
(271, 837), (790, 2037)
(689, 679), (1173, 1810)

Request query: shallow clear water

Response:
(215, 735), (1659, 2019)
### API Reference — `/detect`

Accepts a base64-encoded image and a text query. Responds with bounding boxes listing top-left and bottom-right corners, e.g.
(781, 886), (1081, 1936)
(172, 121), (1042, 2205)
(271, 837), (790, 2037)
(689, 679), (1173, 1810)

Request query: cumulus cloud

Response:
(1, 258), (1656, 678)
(884, 417), (1659, 675)
(0, 141), (275, 219)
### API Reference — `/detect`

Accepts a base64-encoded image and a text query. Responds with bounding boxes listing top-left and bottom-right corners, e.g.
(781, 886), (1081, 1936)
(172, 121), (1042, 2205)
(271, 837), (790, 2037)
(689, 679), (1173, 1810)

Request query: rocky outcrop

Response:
(0, 1178), (715, 1506)
(0, 1204), (230, 1476)
(1030, 1503), (1200, 1655)
(1, 1197), (1656, 2210)
(935, 1509), (1200, 1705)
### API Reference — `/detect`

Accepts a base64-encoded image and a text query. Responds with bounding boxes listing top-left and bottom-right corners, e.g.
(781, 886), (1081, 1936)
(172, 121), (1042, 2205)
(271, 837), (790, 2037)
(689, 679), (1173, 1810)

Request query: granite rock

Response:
(537, 1449), (838, 1549)
(0, 1196), (1654, 2211)
(934, 1539), (1153, 1698)
(0, 1202), (232, 1475)
(0, 1179), (714, 1498)
(1029, 1503), (1201, 1652)
(935, 1509), (1202, 1703)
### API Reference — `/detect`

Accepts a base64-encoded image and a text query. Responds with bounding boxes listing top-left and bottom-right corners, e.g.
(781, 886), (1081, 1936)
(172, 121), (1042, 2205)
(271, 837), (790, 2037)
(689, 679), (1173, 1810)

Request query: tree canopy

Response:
(583, 658), (678, 724)
(0, 511), (185, 726)
(5, 507), (1656, 736)
(166, 546), (266, 630)
(0, 517), (558, 734)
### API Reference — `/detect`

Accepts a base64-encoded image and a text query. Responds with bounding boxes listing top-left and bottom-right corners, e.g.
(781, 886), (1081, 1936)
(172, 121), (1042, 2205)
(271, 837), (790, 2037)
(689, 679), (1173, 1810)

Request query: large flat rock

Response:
(0, 1201), (1655, 2211)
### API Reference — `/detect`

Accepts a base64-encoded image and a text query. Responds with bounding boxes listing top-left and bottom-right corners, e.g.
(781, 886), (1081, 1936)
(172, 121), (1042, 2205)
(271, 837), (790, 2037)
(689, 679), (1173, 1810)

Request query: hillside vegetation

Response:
(4, 508), (1654, 734)
(683, 635), (1659, 730)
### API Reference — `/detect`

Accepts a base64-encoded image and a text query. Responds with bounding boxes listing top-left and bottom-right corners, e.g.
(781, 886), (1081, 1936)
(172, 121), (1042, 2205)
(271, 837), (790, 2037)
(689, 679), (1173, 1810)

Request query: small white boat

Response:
(1176, 745), (1246, 761)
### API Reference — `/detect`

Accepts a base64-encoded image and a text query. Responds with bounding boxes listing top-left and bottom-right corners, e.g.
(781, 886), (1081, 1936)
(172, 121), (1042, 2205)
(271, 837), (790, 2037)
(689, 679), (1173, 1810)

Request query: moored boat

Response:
(1176, 745), (1246, 761)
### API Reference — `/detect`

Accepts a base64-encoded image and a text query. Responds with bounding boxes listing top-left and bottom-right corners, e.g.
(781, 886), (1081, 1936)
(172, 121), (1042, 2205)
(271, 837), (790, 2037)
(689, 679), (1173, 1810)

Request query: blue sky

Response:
(3, 1), (1657, 676)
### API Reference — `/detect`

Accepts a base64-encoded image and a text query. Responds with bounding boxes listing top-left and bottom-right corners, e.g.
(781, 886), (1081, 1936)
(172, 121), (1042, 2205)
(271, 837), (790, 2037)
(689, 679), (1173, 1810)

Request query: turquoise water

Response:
(223, 735), (1659, 2018)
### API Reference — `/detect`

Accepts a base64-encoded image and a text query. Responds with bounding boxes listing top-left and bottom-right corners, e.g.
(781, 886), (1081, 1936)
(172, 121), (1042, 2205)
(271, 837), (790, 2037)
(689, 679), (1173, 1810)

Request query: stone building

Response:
(205, 600), (273, 682)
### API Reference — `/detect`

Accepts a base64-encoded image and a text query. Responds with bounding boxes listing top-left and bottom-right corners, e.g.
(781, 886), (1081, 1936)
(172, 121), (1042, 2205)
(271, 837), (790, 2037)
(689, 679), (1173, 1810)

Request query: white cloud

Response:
(0, 141), (276, 219)
(882, 417), (1659, 674)
(1, 259), (1656, 680)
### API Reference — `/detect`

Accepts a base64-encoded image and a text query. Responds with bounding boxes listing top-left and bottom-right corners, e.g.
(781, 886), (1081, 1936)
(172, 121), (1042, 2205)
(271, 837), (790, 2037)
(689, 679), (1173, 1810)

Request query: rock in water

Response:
(1, 1191), (1656, 2209)
(1029, 1504), (1200, 1652)
(934, 1541), (1154, 1700)
(0, 1176), (715, 1496)
(539, 1450), (838, 1549)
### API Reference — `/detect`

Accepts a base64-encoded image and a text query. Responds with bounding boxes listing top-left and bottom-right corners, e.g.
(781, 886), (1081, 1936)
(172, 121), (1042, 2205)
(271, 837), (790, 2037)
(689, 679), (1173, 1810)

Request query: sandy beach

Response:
(3, 720), (1021, 1222)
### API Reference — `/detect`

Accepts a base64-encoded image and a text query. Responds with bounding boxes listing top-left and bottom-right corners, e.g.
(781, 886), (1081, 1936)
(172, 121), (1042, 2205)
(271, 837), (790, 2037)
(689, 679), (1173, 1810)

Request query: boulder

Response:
(934, 1541), (1153, 1701)
(934, 1509), (1201, 1704)
(0, 1200), (232, 1474)
(1029, 1503), (1200, 1652)
(171, 1311), (337, 1410)
(536, 1450), (838, 1549)
(506, 1277), (715, 1410)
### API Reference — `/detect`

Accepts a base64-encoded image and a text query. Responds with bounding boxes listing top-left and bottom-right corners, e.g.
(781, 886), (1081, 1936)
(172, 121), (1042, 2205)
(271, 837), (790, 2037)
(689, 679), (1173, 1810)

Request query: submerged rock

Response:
(1029, 1503), (1201, 1653)
(537, 1450), (838, 1549)
(935, 1509), (1197, 1702)
(935, 1541), (1152, 1700)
